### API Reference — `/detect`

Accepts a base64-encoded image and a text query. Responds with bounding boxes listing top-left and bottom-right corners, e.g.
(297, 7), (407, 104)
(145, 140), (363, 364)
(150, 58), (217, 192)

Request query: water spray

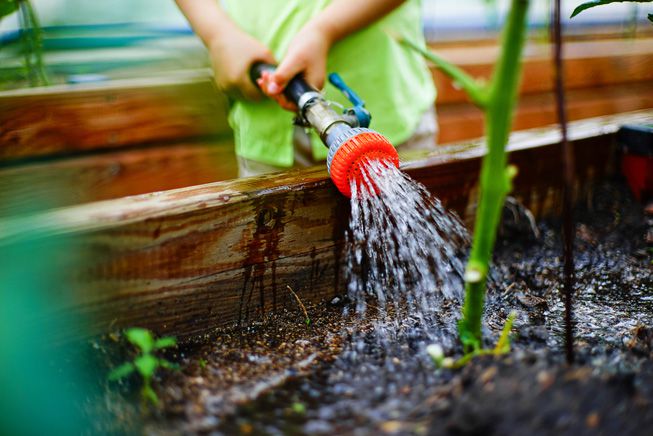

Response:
(251, 63), (399, 197)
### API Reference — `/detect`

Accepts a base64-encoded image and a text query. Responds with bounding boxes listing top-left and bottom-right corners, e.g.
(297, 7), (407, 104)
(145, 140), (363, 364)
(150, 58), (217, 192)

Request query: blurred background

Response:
(1, 0), (651, 88)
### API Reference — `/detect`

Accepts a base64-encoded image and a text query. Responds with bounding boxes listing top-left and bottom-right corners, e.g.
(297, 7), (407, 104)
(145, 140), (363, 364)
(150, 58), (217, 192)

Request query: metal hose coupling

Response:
(326, 126), (400, 198)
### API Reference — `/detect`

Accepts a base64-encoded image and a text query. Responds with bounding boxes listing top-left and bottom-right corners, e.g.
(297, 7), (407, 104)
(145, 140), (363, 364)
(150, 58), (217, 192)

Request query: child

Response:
(175, 0), (436, 177)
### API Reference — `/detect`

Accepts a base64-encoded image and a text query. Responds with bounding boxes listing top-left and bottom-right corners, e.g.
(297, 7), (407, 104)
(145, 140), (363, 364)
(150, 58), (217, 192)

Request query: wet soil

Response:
(101, 181), (652, 435)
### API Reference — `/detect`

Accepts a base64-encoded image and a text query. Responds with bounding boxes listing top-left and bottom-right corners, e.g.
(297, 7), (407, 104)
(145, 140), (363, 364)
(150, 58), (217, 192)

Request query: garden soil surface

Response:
(96, 181), (653, 435)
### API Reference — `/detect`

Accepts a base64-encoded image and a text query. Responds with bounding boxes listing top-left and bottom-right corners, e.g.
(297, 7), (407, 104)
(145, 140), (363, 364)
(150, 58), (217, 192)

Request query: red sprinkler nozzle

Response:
(326, 128), (400, 198)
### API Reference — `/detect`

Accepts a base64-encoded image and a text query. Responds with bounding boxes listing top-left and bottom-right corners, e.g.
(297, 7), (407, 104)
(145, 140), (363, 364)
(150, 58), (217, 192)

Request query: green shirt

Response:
(223, 0), (436, 167)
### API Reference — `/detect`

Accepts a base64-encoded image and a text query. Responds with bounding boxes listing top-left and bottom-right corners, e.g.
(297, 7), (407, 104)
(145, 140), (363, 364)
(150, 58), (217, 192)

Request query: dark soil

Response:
(99, 181), (652, 435)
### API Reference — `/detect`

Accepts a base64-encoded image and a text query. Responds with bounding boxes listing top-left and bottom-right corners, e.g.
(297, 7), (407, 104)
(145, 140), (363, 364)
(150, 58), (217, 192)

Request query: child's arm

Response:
(264, 0), (406, 95)
(175, 0), (276, 100)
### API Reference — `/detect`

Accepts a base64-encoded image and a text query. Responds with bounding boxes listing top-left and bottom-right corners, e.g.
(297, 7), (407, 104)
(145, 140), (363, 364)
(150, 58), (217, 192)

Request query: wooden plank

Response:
(0, 140), (237, 217)
(433, 38), (653, 104)
(2, 110), (650, 341)
(438, 81), (653, 143)
(426, 26), (653, 49)
(2, 38), (651, 161)
(3, 74), (649, 214)
(0, 70), (230, 161)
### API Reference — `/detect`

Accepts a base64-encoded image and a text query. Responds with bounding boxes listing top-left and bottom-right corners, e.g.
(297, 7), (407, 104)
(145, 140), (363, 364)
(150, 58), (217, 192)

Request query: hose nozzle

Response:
(250, 63), (400, 197)
(326, 127), (400, 198)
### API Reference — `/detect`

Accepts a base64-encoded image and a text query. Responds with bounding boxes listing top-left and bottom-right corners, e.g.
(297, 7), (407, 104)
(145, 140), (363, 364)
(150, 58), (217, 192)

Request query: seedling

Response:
(401, 0), (530, 353)
(108, 328), (178, 406)
(427, 312), (517, 369)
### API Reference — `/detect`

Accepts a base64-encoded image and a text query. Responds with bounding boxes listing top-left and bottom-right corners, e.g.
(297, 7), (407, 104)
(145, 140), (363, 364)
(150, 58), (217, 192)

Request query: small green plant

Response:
(571, 0), (653, 22)
(426, 312), (517, 369)
(291, 402), (306, 415)
(109, 328), (178, 406)
(400, 0), (529, 359)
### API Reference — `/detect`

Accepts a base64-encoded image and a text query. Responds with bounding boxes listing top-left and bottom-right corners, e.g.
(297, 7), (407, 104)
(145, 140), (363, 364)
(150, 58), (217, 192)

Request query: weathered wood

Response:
(0, 70), (230, 161)
(438, 81), (653, 143)
(2, 38), (651, 161)
(2, 110), (650, 341)
(0, 140), (237, 217)
(432, 38), (653, 104)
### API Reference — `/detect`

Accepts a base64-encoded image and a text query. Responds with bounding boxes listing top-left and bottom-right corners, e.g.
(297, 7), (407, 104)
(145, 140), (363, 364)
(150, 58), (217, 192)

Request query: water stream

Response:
(291, 160), (471, 428)
(345, 159), (469, 346)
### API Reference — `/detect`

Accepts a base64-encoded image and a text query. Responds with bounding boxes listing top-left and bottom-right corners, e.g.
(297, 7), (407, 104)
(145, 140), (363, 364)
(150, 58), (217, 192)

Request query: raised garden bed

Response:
(1, 110), (650, 343)
(86, 139), (652, 435)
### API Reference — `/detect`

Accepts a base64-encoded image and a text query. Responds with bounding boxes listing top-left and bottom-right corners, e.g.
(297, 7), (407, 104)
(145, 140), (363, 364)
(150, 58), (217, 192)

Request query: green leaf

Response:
(159, 359), (179, 370)
(494, 311), (517, 355)
(571, 0), (653, 19)
(134, 354), (158, 378)
(0, 1), (19, 20)
(125, 328), (154, 353)
(648, 13), (653, 22)
(153, 336), (177, 350)
(108, 362), (135, 381)
(141, 384), (159, 405)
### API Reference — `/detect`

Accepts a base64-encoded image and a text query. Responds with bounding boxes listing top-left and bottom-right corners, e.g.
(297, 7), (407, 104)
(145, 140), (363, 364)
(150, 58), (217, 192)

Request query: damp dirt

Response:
(95, 180), (652, 435)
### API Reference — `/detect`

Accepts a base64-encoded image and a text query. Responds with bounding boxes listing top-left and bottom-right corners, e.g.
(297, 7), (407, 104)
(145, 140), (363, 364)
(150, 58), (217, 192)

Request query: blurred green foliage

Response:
(0, 234), (95, 434)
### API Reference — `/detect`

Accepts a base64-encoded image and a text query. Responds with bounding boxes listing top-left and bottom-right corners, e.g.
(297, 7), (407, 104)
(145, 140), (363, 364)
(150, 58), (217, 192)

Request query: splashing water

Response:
(308, 160), (471, 425)
(345, 159), (469, 339)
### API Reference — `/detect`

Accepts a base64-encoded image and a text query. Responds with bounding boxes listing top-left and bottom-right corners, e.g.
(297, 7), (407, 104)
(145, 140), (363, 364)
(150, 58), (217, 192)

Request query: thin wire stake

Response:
(552, 0), (575, 364)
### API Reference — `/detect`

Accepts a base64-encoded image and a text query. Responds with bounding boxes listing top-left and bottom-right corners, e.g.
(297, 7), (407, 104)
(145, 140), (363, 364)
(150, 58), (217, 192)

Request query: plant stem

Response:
(17, 0), (48, 87)
(459, 0), (530, 351)
(23, 0), (48, 85)
(552, 0), (575, 365)
(398, 37), (488, 108)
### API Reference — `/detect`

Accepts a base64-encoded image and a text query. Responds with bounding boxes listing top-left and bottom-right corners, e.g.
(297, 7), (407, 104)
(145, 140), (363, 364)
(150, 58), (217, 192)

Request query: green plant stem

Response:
(459, 0), (530, 351)
(17, 0), (48, 87)
(398, 37), (489, 108)
(23, 0), (48, 85)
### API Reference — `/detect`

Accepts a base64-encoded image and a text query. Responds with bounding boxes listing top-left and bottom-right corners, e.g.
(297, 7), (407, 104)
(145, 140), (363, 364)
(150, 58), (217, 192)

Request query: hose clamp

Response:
(297, 91), (321, 112)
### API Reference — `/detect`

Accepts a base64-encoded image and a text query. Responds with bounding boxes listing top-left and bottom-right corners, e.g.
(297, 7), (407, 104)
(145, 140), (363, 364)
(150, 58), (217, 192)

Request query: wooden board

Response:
(2, 110), (650, 342)
(0, 70), (230, 161)
(2, 38), (651, 161)
(438, 81), (653, 143)
(432, 38), (653, 104)
(0, 140), (237, 217)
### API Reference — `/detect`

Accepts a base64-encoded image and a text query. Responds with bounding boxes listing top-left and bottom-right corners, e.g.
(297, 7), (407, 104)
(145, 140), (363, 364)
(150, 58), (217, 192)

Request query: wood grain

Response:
(0, 71), (230, 161)
(2, 38), (651, 161)
(432, 38), (653, 105)
(438, 81), (653, 143)
(0, 140), (237, 217)
(2, 110), (650, 342)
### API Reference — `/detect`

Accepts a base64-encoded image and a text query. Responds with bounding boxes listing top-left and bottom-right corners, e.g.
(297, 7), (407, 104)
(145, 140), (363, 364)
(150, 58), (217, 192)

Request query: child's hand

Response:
(256, 70), (298, 111)
(208, 28), (276, 100)
(262, 22), (333, 109)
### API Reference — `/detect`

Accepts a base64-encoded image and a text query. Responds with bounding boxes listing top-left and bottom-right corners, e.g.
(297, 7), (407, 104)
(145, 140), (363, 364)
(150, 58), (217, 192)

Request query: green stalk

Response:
(459, 0), (530, 351)
(399, 37), (488, 108)
(17, 0), (48, 87)
(23, 0), (48, 85)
